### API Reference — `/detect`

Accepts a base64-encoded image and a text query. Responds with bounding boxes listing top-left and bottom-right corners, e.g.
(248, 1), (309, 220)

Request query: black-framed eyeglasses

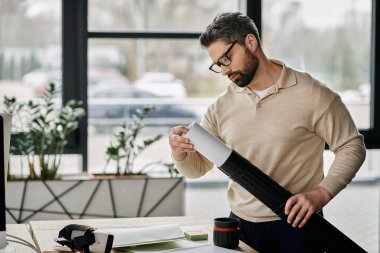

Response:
(209, 40), (238, 73)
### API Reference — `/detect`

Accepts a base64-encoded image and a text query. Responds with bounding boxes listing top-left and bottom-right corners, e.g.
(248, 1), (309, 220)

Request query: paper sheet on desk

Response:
(97, 224), (185, 247)
(121, 240), (240, 252)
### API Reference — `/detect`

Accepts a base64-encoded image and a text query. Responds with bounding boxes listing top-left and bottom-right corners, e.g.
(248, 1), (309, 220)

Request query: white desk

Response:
(29, 216), (258, 253)
(1, 224), (38, 253)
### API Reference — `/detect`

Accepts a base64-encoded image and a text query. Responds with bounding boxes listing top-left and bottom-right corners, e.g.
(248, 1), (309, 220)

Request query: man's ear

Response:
(245, 34), (258, 53)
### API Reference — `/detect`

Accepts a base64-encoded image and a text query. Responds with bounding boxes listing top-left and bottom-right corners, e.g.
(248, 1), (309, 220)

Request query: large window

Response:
(87, 0), (242, 173)
(262, 1), (378, 251)
(89, 0), (241, 32)
(263, 0), (371, 129)
(0, 0), (84, 175)
(0, 0), (61, 101)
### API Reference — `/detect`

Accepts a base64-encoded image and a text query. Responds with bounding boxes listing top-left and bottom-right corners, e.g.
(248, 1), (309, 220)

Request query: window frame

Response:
(62, 0), (88, 169)
(363, 0), (380, 148)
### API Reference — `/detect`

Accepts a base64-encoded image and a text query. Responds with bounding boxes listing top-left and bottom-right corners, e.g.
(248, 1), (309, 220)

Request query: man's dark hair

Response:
(199, 12), (261, 48)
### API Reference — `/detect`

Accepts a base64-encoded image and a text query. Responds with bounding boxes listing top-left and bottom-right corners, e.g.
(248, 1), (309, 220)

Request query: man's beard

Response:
(231, 48), (259, 88)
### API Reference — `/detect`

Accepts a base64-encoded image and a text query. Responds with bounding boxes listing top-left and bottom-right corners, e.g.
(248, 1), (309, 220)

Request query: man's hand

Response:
(168, 126), (195, 161)
(284, 186), (333, 228)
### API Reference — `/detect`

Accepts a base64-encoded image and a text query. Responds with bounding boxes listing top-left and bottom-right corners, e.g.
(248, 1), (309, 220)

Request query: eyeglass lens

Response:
(209, 40), (237, 73)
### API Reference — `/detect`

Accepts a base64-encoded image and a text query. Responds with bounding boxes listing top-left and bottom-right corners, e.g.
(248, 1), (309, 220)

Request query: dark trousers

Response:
(230, 212), (324, 253)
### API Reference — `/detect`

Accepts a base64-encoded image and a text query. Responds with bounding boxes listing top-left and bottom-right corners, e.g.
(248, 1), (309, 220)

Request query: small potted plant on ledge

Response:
(102, 106), (163, 176)
(101, 105), (180, 177)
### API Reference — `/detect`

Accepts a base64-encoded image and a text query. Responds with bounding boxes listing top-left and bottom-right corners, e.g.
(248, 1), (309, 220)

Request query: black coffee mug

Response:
(213, 217), (240, 249)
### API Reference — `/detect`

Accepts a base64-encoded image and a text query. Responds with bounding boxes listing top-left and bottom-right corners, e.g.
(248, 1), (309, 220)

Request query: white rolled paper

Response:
(184, 121), (232, 167)
(98, 224), (184, 247)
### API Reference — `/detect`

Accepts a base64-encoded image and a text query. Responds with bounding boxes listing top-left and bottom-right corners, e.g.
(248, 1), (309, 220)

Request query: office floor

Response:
(184, 181), (379, 253)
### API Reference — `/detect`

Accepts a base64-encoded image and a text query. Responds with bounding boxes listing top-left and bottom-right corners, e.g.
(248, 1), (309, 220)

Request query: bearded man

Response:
(168, 12), (365, 253)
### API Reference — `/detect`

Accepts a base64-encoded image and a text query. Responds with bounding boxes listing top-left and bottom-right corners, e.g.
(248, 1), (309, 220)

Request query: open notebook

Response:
(53, 224), (240, 252)
(98, 224), (185, 247)
(98, 224), (239, 252)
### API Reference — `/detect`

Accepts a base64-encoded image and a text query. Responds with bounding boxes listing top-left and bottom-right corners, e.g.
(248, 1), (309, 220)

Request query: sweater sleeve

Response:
(172, 107), (218, 179)
(315, 95), (366, 196)
(172, 151), (214, 179)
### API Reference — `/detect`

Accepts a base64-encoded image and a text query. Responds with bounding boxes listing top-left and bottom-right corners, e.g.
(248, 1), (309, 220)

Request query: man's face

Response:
(207, 40), (259, 88)
(234, 47), (259, 87)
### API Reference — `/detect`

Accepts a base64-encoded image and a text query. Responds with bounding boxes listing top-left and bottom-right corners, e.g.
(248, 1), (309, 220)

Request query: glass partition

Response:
(87, 38), (229, 172)
(263, 1), (377, 251)
(0, 0), (61, 101)
(89, 0), (241, 32)
(263, 0), (371, 129)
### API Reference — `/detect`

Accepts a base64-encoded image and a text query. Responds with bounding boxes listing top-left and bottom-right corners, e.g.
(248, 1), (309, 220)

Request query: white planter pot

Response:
(6, 177), (184, 223)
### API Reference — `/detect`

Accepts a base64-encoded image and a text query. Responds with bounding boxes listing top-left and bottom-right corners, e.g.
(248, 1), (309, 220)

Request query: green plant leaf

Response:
(2, 82), (85, 179)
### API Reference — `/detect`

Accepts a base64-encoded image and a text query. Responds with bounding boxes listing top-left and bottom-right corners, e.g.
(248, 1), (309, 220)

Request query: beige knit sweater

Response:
(174, 60), (366, 222)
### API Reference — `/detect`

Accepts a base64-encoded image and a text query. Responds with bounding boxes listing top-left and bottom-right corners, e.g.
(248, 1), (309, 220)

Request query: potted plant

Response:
(3, 89), (183, 223)
(103, 106), (163, 176)
(102, 105), (179, 177)
(3, 83), (85, 180)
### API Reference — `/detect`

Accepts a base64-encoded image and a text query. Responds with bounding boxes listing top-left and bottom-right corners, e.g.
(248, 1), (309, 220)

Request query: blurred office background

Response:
(0, 0), (379, 252)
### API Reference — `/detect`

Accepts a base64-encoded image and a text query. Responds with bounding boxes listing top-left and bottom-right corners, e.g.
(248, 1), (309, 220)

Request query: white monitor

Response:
(0, 113), (11, 249)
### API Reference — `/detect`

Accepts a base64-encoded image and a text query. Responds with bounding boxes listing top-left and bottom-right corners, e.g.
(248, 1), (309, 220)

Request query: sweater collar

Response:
(233, 59), (297, 93)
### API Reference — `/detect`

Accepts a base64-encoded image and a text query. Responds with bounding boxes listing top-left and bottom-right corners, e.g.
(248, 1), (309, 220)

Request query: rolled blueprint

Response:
(185, 121), (232, 167)
(184, 122), (366, 252)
